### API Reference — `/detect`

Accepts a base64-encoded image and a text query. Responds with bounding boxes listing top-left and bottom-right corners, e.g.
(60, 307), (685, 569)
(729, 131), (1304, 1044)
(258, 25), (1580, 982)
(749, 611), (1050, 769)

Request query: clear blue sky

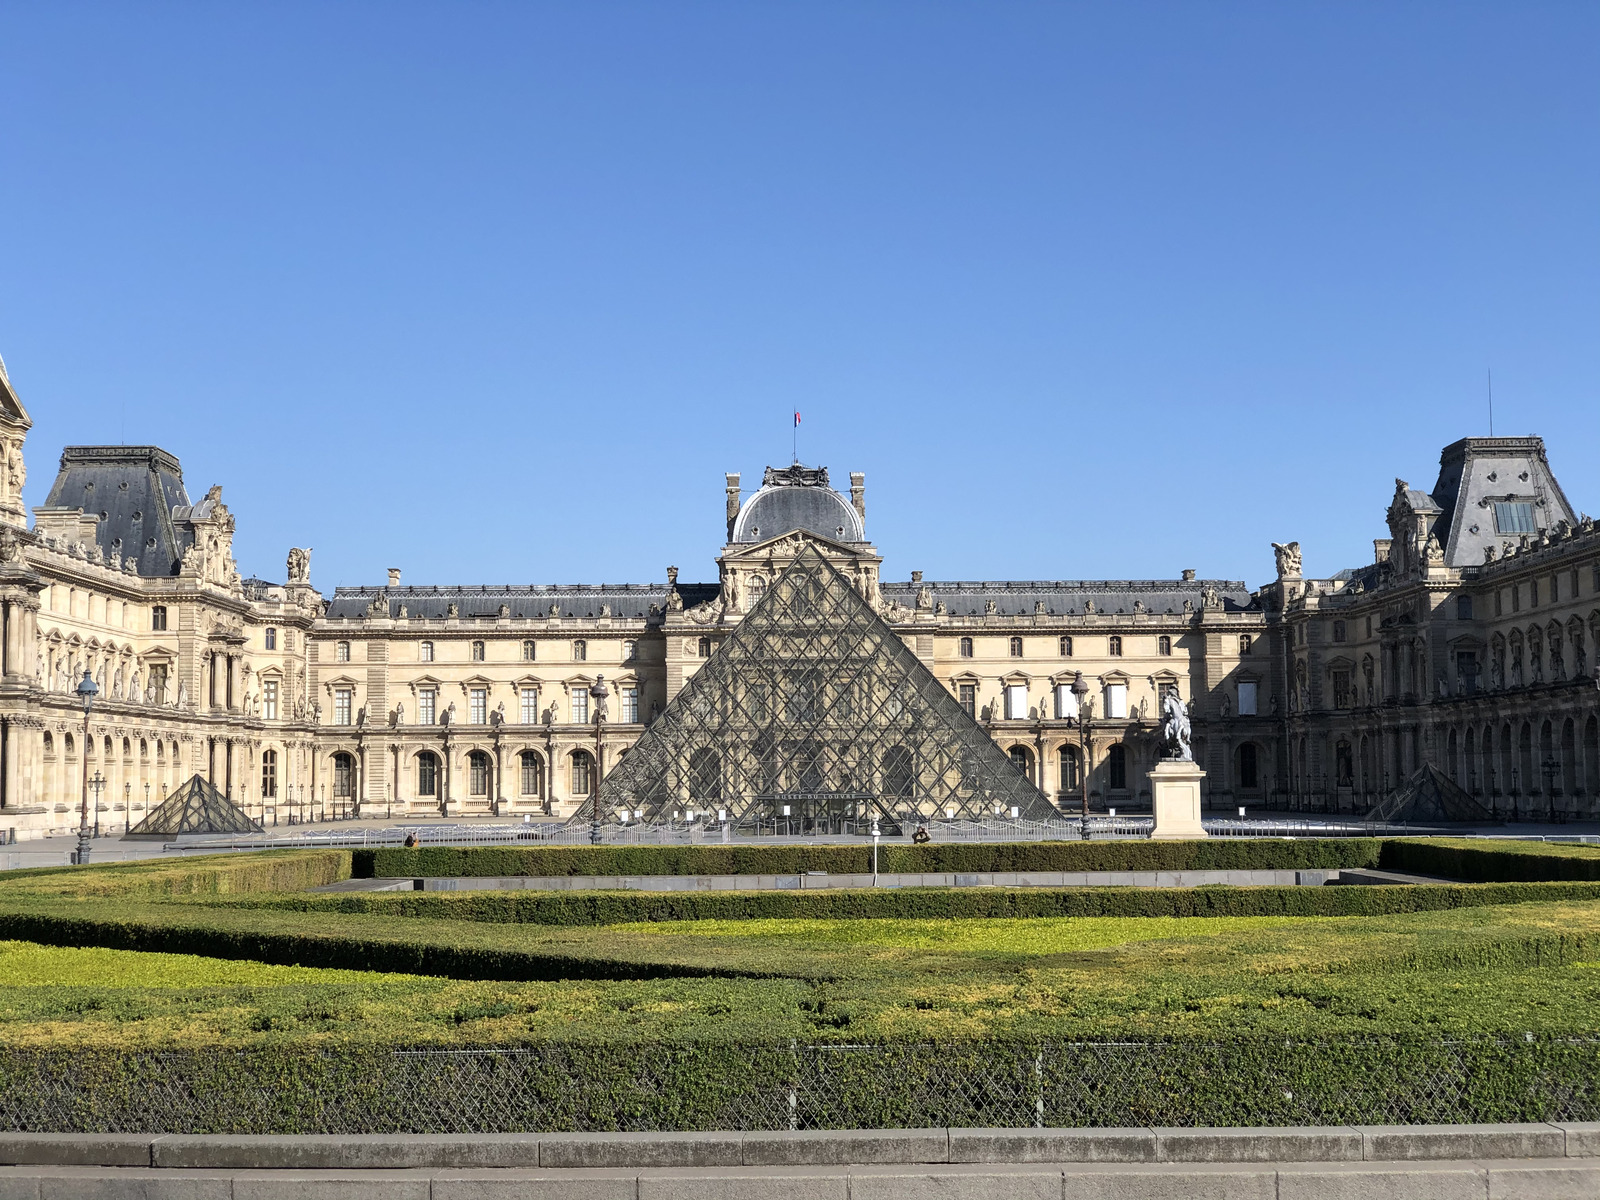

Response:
(1, 2), (1596, 591)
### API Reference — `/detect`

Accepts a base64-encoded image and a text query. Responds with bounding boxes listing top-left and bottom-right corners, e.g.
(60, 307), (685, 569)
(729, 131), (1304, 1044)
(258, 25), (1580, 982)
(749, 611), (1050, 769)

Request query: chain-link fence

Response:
(5, 1038), (1600, 1133)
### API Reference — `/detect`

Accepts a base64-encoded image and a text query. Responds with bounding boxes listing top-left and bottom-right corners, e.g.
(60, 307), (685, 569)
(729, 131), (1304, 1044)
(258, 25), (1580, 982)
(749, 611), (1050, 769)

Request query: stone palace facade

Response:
(0, 354), (1595, 838)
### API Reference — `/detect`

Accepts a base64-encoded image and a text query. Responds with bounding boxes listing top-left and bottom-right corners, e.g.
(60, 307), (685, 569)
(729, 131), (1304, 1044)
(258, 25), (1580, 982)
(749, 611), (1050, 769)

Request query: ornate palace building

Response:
(0, 353), (1595, 838)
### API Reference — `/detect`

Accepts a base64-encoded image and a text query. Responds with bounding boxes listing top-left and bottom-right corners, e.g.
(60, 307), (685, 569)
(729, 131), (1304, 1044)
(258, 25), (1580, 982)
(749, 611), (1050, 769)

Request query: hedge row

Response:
(214, 878), (1600, 927)
(0, 906), (782, 983)
(357, 838), (1383, 880)
(3, 1036), (1598, 1132)
(0, 850), (353, 899)
(1381, 839), (1600, 882)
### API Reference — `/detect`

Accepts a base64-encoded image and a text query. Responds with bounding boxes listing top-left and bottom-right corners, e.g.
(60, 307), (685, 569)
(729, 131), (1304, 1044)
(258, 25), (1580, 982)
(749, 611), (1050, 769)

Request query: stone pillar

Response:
(1149, 759), (1208, 839)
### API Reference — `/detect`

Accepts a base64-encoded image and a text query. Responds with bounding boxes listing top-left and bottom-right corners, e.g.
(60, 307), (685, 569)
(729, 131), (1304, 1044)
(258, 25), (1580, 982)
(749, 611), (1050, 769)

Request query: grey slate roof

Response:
(326, 583), (721, 621)
(731, 469), (865, 544)
(43, 446), (193, 577)
(881, 579), (1257, 616)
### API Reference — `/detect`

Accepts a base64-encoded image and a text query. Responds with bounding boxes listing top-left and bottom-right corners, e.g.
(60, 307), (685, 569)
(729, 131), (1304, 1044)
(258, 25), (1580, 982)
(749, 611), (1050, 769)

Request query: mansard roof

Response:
(325, 582), (721, 621)
(731, 463), (866, 544)
(43, 445), (193, 577)
(1429, 436), (1577, 568)
(881, 578), (1257, 616)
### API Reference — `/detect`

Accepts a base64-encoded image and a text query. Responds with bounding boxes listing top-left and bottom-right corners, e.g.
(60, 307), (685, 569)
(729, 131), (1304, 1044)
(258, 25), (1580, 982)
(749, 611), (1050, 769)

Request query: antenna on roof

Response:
(1487, 367), (1494, 437)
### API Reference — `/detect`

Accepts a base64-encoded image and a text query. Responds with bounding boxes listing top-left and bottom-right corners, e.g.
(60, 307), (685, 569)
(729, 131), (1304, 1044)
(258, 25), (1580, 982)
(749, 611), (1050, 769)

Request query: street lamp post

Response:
(89, 772), (105, 838)
(124, 781), (131, 835)
(1070, 671), (1092, 840)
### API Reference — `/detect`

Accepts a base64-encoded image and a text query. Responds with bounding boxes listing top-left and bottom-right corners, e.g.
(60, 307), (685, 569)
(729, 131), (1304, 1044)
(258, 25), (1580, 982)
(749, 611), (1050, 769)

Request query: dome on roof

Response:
(732, 473), (864, 544)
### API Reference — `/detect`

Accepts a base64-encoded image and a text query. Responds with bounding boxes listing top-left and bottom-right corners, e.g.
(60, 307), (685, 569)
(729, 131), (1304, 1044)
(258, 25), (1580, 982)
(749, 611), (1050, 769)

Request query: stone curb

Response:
(1, 1159), (1599, 1200)
(3, 1123), (1600, 1170)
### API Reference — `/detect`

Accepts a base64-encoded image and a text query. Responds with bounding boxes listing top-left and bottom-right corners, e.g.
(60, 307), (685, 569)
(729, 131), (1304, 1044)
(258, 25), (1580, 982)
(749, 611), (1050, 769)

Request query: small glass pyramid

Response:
(124, 773), (264, 839)
(583, 543), (1056, 831)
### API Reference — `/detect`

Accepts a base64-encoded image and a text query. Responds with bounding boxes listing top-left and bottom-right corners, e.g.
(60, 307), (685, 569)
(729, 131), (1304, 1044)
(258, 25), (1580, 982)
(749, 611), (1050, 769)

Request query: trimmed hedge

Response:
(1382, 839), (1600, 883)
(168, 878), (1600, 927)
(357, 838), (1383, 880)
(2, 1035), (1598, 1131)
(0, 850), (353, 898)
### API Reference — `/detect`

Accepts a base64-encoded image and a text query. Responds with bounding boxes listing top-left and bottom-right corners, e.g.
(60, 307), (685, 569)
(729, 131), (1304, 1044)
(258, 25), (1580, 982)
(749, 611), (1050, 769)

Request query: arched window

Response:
(959, 637), (974, 658)
(468, 750), (491, 796)
(749, 576), (767, 603)
(697, 637), (711, 658)
(1108, 635), (1123, 657)
(883, 745), (914, 798)
(471, 640), (485, 662)
(570, 751), (594, 796)
(420, 641), (435, 663)
(1009, 745), (1032, 777)
(1108, 743), (1127, 790)
(416, 751), (439, 797)
(573, 640), (587, 662)
(1519, 722), (1534, 795)
(64, 733), (74, 756)
(1059, 636), (1072, 657)
(522, 640), (536, 661)
(1058, 746), (1080, 791)
(139, 738), (147, 757)
(43, 732), (54, 756)
(337, 641), (351, 663)
(1562, 718), (1577, 795)
(1009, 637), (1023, 657)
(261, 749), (278, 798)
(264, 627), (277, 650)
(332, 752), (355, 798)
(1239, 635), (1253, 655)
(1158, 635), (1172, 656)
(519, 751), (543, 796)
(688, 748), (721, 802)
(1239, 743), (1259, 790)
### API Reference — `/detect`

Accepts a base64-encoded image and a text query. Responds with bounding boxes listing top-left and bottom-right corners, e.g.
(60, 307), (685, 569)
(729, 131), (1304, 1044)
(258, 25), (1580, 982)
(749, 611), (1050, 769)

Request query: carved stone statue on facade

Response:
(1159, 688), (1192, 761)
(984, 598), (997, 616)
(177, 681), (189, 709)
(499, 603), (511, 619)
(916, 586), (933, 612)
(446, 602), (459, 619)
(1272, 541), (1303, 579)
(393, 701), (404, 726)
(287, 547), (312, 583)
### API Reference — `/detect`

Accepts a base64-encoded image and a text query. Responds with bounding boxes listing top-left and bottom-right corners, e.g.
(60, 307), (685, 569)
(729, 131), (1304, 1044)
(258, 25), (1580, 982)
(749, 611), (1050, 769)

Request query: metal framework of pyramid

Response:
(1367, 763), (1495, 825)
(581, 543), (1057, 832)
(123, 773), (264, 840)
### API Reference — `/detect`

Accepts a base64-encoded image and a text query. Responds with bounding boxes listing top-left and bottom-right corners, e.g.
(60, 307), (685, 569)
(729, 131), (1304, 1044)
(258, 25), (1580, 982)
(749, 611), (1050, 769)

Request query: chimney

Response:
(725, 473), (741, 541)
(387, 568), (402, 587)
(1181, 569), (1196, 582)
(1373, 539), (1391, 564)
(911, 570), (923, 585)
(849, 472), (866, 529)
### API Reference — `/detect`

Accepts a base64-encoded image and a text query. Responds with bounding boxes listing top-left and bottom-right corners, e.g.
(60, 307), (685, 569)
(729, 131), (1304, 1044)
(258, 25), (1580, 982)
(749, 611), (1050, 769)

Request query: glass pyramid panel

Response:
(586, 544), (1057, 830)
(124, 773), (264, 839)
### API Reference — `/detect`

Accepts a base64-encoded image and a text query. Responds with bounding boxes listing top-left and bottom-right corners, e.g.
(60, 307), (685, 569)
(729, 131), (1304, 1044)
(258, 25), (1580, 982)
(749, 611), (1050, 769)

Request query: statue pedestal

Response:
(1149, 760), (1208, 840)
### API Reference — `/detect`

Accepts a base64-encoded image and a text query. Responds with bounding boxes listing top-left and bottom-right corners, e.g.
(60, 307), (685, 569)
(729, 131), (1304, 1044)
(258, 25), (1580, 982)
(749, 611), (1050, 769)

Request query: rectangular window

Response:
(520, 687), (539, 725)
(1055, 683), (1079, 720)
(1512, 583), (1521, 612)
(1456, 650), (1479, 694)
(1530, 579), (1540, 607)
(263, 679), (278, 721)
(264, 627), (277, 650)
(149, 664), (168, 704)
(1157, 680), (1177, 708)
(1237, 681), (1258, 716)
(1496, 590), (1504, 616)
(469, 688), (487, 724)
(1332, 621), (1346, 643)
(419, 688), (436, 725)
(959, 684), (976, 718)
(1493, 501), (1537, 534)
(471, 641), (486, 661)
(1108, 635), (1122, 656)
(521, 755), (540, 795)
(261, 752), (277, 799)
(1332, 670), (1350, 709)
(523, 640), (536, 661)
(571, 687), (588, 724)
(573, 640), (587, 662)
(334, 688), (352, 726)
(1456, 595), (1473, 620)
(1550, 574), (1560, 604)
(1105, 683), (1127, 719)
(337, 642), (351, 662)
(151, 606), (167, 632)
(1004, 684), (1028, 720)
(621, 685), (639, 724)
(420, 642), (434, 662)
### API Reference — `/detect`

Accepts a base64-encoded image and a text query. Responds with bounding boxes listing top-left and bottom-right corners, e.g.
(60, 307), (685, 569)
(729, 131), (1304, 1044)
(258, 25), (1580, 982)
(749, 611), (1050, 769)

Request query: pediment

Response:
(719, 529), (876, 564)
(0, 357), (30, 429)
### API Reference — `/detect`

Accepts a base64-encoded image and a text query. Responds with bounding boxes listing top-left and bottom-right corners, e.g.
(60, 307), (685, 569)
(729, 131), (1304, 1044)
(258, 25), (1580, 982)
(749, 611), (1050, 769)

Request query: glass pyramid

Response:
(123, 773), (264, 840)
(586, 544), (1057, 832)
